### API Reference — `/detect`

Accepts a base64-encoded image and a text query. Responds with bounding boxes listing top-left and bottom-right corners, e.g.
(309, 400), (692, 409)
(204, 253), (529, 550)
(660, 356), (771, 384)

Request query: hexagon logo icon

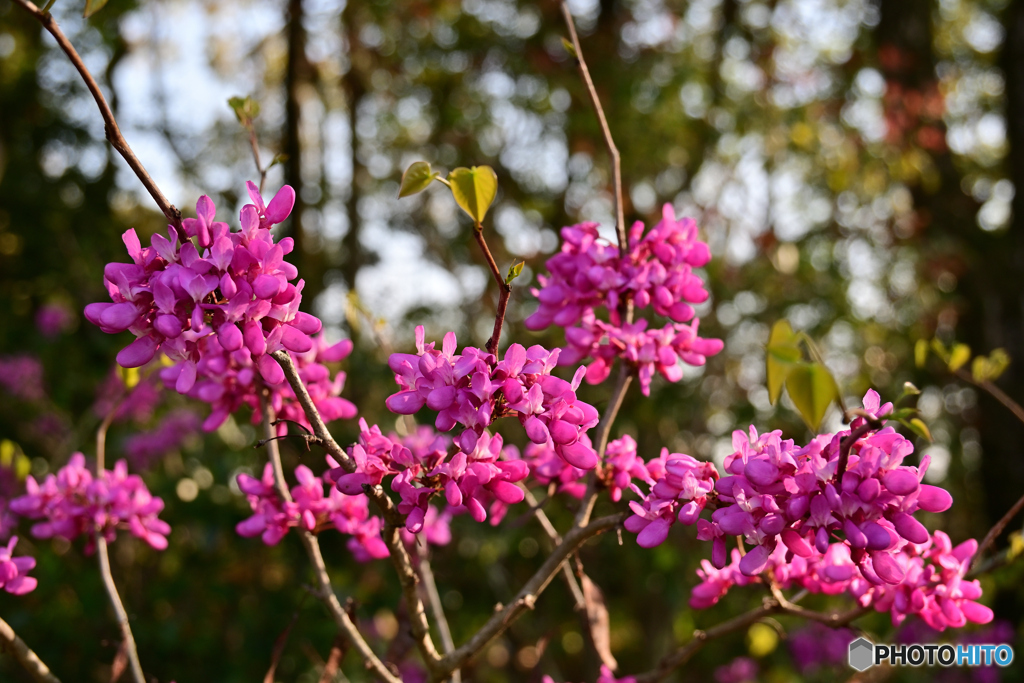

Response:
(849, 637), (875, 672)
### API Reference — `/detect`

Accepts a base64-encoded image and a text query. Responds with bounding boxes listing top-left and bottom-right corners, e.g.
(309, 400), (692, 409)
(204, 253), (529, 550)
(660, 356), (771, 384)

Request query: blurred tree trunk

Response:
(341, 11), (366, 296)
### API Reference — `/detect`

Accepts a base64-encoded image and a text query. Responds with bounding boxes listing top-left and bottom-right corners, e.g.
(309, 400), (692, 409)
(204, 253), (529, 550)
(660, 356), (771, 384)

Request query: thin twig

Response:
(835, 420), (879, 484)
(973, 490), (1024, 571)
(953, 368), (1024, 427)
(0, 615), (62, 683)
(431, 512), (625, 680)
(574, 364), (633, 529)
(471, 228), (512, 358)
(520, 484), (586, 610)
(95, 406), (145, 683)
(415, 537), (461, 683)
(257, 395), (402, 683)
(13, 0), (184, 237)
(559, 1), (625, 249)
(261, 362), (442, 672)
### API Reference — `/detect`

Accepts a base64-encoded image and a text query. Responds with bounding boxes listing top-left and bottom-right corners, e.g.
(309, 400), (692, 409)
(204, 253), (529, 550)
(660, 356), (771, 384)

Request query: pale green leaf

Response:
(906, 417), (933, 442)
(561, 37), (578, 59)
(83, 0), (110, 18)
(448, 166), (498, 224)
(765, 320), (800, 405)
(785, 362), (839, 431)
(399, 161), (437, 198)
(505, 261), (524, 285)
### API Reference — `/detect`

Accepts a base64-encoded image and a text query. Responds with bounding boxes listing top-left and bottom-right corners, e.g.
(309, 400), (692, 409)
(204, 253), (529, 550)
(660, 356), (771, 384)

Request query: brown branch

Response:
(559, 1), (625, 250)
(953, 368), (1024, 428)
(835, 421), (877, 484)
(95, 405), (145, 683)
(0, 615), (62, 683)
(973, 490), (1024, 571)
(431, 512), (625, 680)
(13, 0), (184, 237)
(471, 228), (512, 358)
(415, 537), (461, 683)
(268, 351), (442, 671)
(257, 395), (402, 683)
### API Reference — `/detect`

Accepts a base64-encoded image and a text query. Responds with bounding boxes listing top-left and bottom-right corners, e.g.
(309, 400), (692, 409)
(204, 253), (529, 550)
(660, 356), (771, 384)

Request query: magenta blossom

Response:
(0, 537), (37, 595)
(11, 453), (170, 551)
(525, 204), (723, 395)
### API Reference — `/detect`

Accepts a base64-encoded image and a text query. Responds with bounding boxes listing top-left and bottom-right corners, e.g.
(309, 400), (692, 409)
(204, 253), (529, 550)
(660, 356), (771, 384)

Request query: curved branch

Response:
(432, 512), (626, 679)
(95, 404), (145, 683)
(269, 351), (442, 670)
(0, 615), (62, 683)
(13, 0), (184, 236)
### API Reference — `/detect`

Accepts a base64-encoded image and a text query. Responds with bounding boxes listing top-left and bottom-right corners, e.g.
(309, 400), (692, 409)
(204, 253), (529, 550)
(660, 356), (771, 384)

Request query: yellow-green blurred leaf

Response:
(948, 343), (971, 372)
(747, 622), (779, 657)
(930, 338), (949, 363)
(561, 37), (578, 59)
(0, 440), (14, 467)
(915, 339), (929, 368)
(988, 348), (1011, 380)
(785, 362), (839, 430)
(83, 0), (110, 18)
(399, 161), (437, 198)
(14, 455), (30, 479)
(117, 365), (140, 389)
(448, 166), (498, 224)
(972, 356), (991, 383)
(227, 95), (259, 124)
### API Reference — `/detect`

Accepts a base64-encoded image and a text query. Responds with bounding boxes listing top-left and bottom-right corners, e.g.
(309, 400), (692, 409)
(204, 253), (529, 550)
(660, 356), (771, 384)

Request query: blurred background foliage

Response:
(1, 0), (1024, 680)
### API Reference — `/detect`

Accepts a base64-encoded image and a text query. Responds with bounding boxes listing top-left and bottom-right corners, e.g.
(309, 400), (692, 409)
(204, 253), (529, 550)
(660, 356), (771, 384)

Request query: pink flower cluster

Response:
(236, 453), (454, 561)
(165, 332), (357, 434)
(85, 183), (356, 435)
(0, 537), (37, 595)
(691, 530), (992, 632)
(624, 449), (718, 551)
(11, 453), (170, 550)
(236, 462), (390, 561)
(386, 327), (600, 470)
(85, 183), (320, 387)
(328, 419), (528, 530)
(525, 204), (724, 395)
(631, 391), (953, 589)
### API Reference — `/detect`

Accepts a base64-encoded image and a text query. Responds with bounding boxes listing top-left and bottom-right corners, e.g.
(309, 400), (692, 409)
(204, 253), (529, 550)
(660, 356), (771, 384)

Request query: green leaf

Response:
(906, 417), (933, 442)
(766, 320), (800, 405)
(784, 362), (839, 431)
(915, 339), (929, 368)
(83, 0), (110, 18)
(268, 153), (289, 170)
(888, 407), (916, 421)
(930, 339), (950, 363)
(448, 166), (498, 224)
(399, 161), (438, 198)
(948, 343), (971, 372)
(505, 261), (524, 285)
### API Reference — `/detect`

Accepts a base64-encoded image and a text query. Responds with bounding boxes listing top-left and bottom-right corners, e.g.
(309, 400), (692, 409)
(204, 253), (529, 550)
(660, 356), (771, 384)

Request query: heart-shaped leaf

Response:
(785, 362), (839, 431)
(766, 320), (800, 405)
(399, 161), (438, 198)
(448, 166), (498, 225)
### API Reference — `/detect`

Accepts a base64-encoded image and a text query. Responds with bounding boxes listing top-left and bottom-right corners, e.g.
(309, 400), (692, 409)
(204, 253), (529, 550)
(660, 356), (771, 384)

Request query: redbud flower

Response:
(0, 537), (37, 595)
(11, 453), (170, 550)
